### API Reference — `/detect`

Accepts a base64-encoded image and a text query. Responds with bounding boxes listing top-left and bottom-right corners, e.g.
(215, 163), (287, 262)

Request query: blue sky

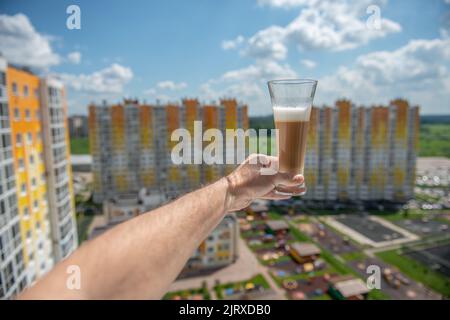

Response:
(1, 0), (449, 115)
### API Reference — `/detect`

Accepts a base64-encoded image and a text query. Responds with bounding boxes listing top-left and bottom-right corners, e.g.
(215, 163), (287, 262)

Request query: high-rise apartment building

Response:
(304, 99), (419, 203)
(89, 98), (249, 203)
(39, 78), (78, 260)
(6, 66), (53, 284)
(0, 57), (27, 299)
(89, 98), (247, 275)
(0, 58), (77, 299)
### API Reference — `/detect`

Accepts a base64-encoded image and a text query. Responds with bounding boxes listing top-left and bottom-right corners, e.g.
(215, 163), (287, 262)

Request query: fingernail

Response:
(294, 175), (304, 183)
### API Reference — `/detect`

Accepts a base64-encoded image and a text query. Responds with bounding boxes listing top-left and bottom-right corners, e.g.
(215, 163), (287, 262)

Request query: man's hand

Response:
(225, 154), (305, 212)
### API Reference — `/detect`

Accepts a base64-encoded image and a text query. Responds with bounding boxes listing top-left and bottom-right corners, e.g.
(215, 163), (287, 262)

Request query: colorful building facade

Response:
(89, 98), (249, 203)
(0, 59), (77, 299)
(304, 100), (419, 203)
(6, 66), (53, 284)
(0, 57), (27, 299)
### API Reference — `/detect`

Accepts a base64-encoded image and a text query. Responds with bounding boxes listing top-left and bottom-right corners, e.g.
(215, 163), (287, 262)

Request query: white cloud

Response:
(300, 59), (317, 68)
(60, 63), (133, 94)
(142, 87), (173, 102)
(0, 13), (60, 69)
(228, 0), (400, 59)
(221, 35), (245, 50)
(143, 81), (187, 101)
(242, 26), (287, 60)
(214, 0), (404, 115)
(156, 81), (187, 90)
(200, 60), (297, 114)
(286, 1), (401, 51)
(317, 36), (450, 113)
(144, 88), (157, 95)
(67, 51), (81, 64)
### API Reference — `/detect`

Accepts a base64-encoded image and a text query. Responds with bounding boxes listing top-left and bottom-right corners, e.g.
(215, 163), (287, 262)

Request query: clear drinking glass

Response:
(267, 79), (318, 195)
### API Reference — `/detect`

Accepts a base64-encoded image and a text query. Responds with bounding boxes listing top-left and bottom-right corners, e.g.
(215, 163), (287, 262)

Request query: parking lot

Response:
(299, 222), (360, 255)
(395, 218), (449, 237)
(337, 216), (405, 242)
(405, 243), (450, 277)
(349, 257), (441, 300)
(325, 215), (418, 247)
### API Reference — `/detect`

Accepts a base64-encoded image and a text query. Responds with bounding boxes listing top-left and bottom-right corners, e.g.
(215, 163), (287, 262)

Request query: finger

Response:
(247, 154), (273, 167)
(275, 184), (306, 195)
(275, 173), (304, 187)
(260, 191), (292, 200)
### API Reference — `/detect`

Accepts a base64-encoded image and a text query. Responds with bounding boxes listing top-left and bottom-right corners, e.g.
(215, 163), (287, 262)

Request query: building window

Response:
(14, 108), (20, 120)
(23, 85), (29, 97)
(12, 82), (18, 95)
(18, 158), (24, 170)
(34, 88), (39, 98)
(27, 132), (32, 144)
(0, 200), (5, 216)
(34, 200), (38, 209)
(29, 154), (34, 164)
(0, 71), (5, 86)
(21, 183), (26, 194)
(25, 109), (31, 121)
(0, 103), (8, 117)
(23, 207), (29, 218)
(16, 133), (22, 146)
(31, 177), (36, 187)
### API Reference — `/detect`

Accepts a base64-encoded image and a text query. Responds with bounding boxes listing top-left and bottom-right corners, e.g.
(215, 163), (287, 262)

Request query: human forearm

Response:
(20, 177), (231, 300)
(19, 155), (304, 300)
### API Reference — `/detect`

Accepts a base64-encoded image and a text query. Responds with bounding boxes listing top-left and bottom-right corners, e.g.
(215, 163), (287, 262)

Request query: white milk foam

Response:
(273, 105), (312, 122)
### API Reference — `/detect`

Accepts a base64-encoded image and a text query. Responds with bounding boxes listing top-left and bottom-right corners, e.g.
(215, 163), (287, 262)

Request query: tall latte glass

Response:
(268, 79), (318, 195)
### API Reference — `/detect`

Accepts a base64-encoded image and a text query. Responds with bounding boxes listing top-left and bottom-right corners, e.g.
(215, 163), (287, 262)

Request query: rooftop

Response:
(290, 242), (321, 257)
(265, 220), (289, 231)
(331, 276), (369, 298)
(70, 155), (92, 165)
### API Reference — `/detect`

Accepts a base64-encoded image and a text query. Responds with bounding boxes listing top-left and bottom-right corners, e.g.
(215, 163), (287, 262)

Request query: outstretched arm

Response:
(19, 155), (305, 300)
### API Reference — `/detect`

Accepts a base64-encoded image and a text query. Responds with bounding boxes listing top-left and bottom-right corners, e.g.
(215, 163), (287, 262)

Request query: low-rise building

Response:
(183, 214), (239, 274)
(70, 155), (92, 173)
(328, 275), (369, 300)
(265, 220), (289, 237)
(289, 242), (321, 264)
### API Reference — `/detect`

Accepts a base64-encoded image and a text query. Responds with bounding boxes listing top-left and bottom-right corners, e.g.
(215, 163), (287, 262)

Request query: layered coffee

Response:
(274, 106), (311, 174)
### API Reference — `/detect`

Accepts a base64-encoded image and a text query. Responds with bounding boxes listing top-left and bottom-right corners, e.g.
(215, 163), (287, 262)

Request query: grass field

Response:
(164, 285), (211, 300)
(70, 137), (89, 154)
(376, 249), (450, 298)
(340, 251), (367, 262)
(419, 124), (450, 158)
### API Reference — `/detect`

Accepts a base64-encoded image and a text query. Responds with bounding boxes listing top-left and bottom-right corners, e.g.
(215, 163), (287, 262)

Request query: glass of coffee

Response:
(267, 79), (318, 195)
